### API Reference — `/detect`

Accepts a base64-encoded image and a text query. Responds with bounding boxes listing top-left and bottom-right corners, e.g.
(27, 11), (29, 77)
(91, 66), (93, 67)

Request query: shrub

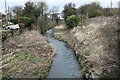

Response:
(36, 16), (48, 34)
(78, 2), (103, 18)
(66, 15), (80, 29)
(63, 3), (77, 20)
(10, 19), (18, 24)
(19, 17), (34, 29)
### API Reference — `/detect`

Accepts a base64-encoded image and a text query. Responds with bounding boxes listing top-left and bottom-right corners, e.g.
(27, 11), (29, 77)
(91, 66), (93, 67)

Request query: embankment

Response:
(2, 30), (56, 79)
(53, 16), (119, 79)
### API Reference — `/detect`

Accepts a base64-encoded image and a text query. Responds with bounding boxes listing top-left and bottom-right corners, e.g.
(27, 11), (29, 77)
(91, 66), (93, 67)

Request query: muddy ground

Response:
(1, 30), (56, 79)
(53, 16), (119, 78)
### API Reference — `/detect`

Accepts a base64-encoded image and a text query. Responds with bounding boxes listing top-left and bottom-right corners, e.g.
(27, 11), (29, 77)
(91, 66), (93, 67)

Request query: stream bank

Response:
(2, 30), (56, 79)
(52, 16), (119, 79)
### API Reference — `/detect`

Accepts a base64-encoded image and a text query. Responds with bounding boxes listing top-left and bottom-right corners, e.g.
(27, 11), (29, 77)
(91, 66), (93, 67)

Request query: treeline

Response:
(63, 2), (117, 29)
(1, 1), (118, 31)
(9, 1), (59, 33)
(78, 2), (117, 18)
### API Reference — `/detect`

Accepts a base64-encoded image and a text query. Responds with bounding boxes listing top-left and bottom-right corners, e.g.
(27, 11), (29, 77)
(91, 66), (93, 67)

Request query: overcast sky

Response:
(0, 0), (119, 14)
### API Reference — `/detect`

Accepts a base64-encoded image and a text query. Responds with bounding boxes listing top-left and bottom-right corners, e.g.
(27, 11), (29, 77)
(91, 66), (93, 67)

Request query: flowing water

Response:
(45, 29), (81, 78)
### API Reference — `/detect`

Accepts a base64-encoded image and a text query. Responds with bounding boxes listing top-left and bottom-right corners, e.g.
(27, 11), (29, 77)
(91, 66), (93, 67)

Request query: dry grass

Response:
(53, 16), (119, 78)
(2, 30), (55, 79)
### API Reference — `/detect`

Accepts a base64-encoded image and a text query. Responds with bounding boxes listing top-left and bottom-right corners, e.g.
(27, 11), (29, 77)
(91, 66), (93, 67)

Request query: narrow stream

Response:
(45, 29), (81, 78)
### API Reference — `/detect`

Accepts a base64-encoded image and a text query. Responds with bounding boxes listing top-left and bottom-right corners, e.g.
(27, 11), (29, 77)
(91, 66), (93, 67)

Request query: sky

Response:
(0, 0), (119, 14)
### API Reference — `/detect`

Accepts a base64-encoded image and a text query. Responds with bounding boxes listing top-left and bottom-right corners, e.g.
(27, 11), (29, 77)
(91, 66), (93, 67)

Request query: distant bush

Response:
(10, 19), (19, 24)
(103, 8), (118, 17)
(19, 17), (34, 29)
(66, 15), (80, 29)
(78, 2), (103, 18)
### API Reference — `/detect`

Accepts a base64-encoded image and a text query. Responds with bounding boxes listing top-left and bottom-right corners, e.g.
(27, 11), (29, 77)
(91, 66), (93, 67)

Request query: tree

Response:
(49, 6), (59, 24)
(12, 6), (23, 18)
(49, 6), (58, 14)
(23, 2), (36, 18)
(78, 2), (103, 18)
(36, 1), (48, 17)
(63, 3), (77, 20)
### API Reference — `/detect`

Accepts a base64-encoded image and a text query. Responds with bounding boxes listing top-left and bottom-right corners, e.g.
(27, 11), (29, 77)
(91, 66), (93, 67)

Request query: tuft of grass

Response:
(39, 70), (48, 78)
(32, 70), (48, 78)
(16, 69), (23, 73)
(32, 71), (39, 76)
(16, 53), (41, 63)
(56, 36), (63, 40)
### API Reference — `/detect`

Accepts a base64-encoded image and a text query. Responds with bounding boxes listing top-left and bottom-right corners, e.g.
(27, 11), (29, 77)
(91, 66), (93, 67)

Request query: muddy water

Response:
(45, 29), (81, 78)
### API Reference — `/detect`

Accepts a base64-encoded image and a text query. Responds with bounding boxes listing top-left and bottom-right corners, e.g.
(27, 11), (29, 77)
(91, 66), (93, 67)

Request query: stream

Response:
(45, 29), (81, 78)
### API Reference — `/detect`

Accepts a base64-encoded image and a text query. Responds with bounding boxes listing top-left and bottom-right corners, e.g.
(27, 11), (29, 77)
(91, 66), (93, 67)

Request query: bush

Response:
(10, 19), (18, 24)
(66, 15), (80, 29)
(36, 16), (48, 34)
(19, 17), (34, 29)
(63, 3), (77, 20)
(78, 2), (103, 18)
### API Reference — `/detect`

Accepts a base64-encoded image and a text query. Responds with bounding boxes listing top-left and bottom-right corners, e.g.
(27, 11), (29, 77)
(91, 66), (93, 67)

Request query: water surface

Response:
(45, 29), (81, 78)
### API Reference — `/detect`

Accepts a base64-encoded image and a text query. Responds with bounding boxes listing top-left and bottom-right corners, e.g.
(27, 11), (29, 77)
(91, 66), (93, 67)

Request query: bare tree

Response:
(37, 1), (48, 16)
(12, 6), (23, 18)
(49, 6), (59, 14)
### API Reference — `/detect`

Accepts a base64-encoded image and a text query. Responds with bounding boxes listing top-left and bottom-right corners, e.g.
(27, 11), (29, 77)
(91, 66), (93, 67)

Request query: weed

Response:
(32, 71), (39, 76)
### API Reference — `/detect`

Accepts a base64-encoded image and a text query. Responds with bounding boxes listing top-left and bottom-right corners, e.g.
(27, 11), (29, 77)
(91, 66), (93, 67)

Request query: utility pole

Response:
(8, 6), (10, 25)
(111, 0), (112, 8)
(110, 0), (113, 16)
(5, 0), (8, 25)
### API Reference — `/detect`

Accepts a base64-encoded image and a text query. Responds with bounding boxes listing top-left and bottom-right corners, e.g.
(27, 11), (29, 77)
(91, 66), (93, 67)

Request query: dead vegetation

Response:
(1, 30), (55, 79)
(53, 16), (119, 78)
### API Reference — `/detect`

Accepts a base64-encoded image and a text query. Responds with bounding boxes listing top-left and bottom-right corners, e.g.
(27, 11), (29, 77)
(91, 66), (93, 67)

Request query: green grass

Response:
(56, 36), (63, 40)
(31, 70), (48, 78)
(16, 53), (42, 63)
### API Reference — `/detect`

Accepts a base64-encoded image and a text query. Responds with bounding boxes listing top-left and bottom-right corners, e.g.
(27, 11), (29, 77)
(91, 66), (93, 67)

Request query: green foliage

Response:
(63, 3), (77, 20)
(22, 1), (48, 18)
(10, 19), (19, 24)
(19, 17), (34, 28)
(23, 2), (36, 18)
(66, 15), (80, 29)
(78, 2), (103, 18)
